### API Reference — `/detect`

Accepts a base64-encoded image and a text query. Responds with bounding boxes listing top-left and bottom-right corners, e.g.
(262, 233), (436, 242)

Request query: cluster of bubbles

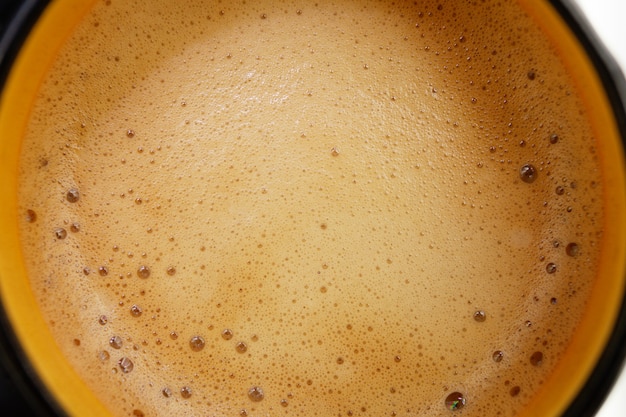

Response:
(42, 51), (589, 417)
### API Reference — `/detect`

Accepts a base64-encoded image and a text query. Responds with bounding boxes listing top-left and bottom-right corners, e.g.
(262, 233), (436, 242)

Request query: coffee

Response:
(15, 0), (608, 416)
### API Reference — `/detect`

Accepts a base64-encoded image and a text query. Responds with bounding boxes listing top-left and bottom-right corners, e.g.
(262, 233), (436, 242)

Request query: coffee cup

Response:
(1, 1), (625, 416)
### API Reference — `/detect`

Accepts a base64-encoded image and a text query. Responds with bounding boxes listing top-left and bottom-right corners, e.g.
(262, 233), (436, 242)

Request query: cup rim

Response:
(0, 1), (625, 416)
(0, 3), (63, 415)
(547, 0), (626, 414)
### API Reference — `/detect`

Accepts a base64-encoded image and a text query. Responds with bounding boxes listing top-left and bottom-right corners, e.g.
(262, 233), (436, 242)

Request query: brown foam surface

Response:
(17, 0), (605, 416)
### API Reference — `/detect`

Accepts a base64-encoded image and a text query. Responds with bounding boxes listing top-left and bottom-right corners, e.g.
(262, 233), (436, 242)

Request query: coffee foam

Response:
(17, 0), (605, 416)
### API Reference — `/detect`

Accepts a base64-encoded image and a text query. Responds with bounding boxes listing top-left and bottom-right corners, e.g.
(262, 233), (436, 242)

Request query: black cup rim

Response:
(0, 1), (625, 416)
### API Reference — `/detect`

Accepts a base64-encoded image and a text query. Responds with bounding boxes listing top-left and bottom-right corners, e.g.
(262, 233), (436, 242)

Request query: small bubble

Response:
(527, 70), (536, 80)
(98, 266), (109, 276)
(118, 357), (134, 373)
(98, 350), (110, 361)
(222, 329), (233, 340)
(566, 242), (579, 257)
(189, 335), (205, 351)
(280, 399), (288, 407)
(549, 134), (559, 144)
(126, 129), (135, 138)
(162, 387), (172, 398)
(248, 386), (265, 402)
(66, 188), (80, 203)
(180, 386), (192, 398)
(137, 265), (150, 278)
(55, 228), (67, 239)
(555, 185), (565, 195)
(83, 267), (91, 276)
(394, 355), (401, 363)
(546, 263), (557, 274)
(167, 266), (176, 276)
(73, 338), (81, 346)
(444, 392), (466, 411)
(236, 342), (248, 353)
(551, 297), (558, 304)
(130, 305), (143, 317)
(331, 147), (340, 156)
(510, 386), (521, 397)
(296, 9), (302, 15)
(132, 410), (144, 417)
(260, 13), (267, 19)
(169, 331), (178, 340)
(26, 209), (37, 223)
(530, 351), (544, 366)
(519, 164), (537, 183)
(70, 223), (80, 233)
(109, 335), (123, 349)
(336, 357), (344, 364)
(98, 315), (108, 325)
(473, 310), (486, 322)
(492, 350), (504, 362)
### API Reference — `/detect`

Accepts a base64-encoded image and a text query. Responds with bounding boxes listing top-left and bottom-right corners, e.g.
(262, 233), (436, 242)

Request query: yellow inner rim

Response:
(0, 1), (109, 415)
(0, 1), (624, 416)
(516, 1), (626, 416)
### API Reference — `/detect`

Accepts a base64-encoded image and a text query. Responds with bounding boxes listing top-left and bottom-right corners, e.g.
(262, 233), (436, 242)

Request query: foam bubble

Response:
(189, 335), (205, 352)
(445, 392), (466, 411)
(137, 266), (150, 279)
(109, 336), (123, 349)
(66, 188), (80, 203)
(519, 164), (538, 183)
(118, 357), (134, 373)
(248, 386), (265, 402)
(180, 386), (192, 399)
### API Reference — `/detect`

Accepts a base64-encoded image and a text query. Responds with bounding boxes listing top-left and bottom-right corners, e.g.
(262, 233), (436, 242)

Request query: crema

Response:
(17, 0), (605, 416)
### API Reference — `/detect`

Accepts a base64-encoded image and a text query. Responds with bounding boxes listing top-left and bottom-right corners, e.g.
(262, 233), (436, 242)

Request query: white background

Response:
(570, 1), (626, 416)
